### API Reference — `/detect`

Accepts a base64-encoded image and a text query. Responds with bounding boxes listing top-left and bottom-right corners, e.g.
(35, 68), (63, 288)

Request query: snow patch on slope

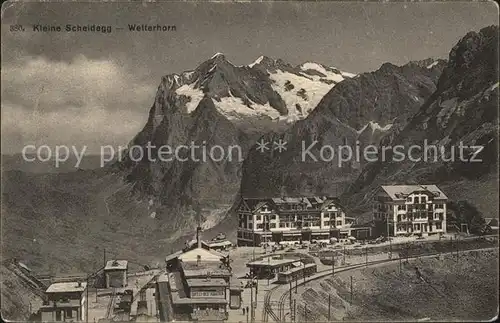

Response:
(215, 95), (280, 120)
(341, 71), (357, 78)
(269, 70), (336, 120)
(175, 84), (205, 113)
(357, 121), (393, 134)
(427, 61), (439, 69)
(300, 62), (350, 82)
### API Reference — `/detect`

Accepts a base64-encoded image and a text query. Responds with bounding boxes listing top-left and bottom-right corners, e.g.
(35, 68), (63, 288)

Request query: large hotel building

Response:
(373, 185), (448, 236)
(236, 196), (370, 246)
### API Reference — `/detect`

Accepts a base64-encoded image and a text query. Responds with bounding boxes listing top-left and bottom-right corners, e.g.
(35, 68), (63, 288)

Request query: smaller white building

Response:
(373, 185), (448, 236)
(41, 282), (87, 322)
(104, 260), (128, 288)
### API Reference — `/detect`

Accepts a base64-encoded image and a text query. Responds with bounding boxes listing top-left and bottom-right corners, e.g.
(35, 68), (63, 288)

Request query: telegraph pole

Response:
(332, 253), (335, 276)
(250, 284), (254, 323)
(289, 280), (293, 315)
(365, 247), (368, 266)
(350, 276), (353, 304)
(293, 299), (296, 322)
(328, 294), (331, 321)
(86, 276), (89, 323)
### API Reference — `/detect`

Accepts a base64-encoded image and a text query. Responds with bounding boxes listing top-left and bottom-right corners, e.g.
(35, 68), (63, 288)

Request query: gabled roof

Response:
(165, 250), (183, 263)
(240, 196), (342, 212)
(178, 247), (225, 263)
(46, 282), (87, 293)
(104, 260), (128, 271)
(381, 185), (448, 201)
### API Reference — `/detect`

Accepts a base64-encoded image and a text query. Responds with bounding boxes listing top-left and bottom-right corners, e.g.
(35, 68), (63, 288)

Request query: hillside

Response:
(298, 249), (498, 321)
(342, 25), (499, 219)
(1, 260), (46, 321)
(239, 58), (446, 198)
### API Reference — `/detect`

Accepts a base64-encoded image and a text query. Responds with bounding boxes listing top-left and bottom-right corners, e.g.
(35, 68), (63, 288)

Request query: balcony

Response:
(41, 299), (81, 309)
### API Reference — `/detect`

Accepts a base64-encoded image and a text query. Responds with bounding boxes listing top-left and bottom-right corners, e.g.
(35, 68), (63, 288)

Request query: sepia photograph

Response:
(1, 1), (499, 322)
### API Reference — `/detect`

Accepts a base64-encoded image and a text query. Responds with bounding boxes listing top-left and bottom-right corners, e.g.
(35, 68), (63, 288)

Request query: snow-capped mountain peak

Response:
(248, 55), (266, 68)
(211, 52), (225, 59)
(158, 54), (355, 133)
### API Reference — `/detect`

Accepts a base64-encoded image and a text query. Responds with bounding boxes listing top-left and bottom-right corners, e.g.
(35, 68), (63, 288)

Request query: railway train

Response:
(276, 263), (317, 284)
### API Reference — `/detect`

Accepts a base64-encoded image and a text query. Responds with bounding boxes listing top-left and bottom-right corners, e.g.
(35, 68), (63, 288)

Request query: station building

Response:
(104, 260), (128, 288)
(40, 281), (87, 322)
(159, 228), (233, 322)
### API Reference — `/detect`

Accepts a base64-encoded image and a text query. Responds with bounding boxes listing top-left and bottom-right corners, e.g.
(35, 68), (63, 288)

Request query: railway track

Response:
(265, 246), (498, 322)
(272, 260), (390, 322)
(106, 288), (117, 319)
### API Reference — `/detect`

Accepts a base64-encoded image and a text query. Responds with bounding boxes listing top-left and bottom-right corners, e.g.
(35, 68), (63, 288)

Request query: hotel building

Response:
(373, 185), (448, 236)
(236, 196), (370, 246)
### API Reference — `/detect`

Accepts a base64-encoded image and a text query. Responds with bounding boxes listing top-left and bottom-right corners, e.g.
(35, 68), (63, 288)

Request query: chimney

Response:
(197, 226), (202, 249)
(197, 255), (201, 267)
(77, 281), (82, 287)
(196, 207), (202, 249)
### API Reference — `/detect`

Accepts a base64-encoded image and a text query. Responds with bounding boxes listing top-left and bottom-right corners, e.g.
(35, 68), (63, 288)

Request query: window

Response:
(270, 223), (276, 229)
(248, 223), (253, 230)
(270, 214), (276, 220)
(279, 223), (285, 228)
(414, 197), (420, 204)
(406, 196), (412, 203)
(66, 309), (73, 318)
(323, 213), (330, 219)
(436, 222), (442, 230)
(422, 196), (427, 203)
(256, 215), (261, 221)
(415, 224), (420, 230)
(257, 224), (263, 229)
(398, 205), (406, 211)
(337, 220), (342, 226)
(56, 311), (62, 321)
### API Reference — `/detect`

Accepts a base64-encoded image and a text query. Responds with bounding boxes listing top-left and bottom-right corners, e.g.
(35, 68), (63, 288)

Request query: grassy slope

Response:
(0, 263), (45, 321)
(299, 249), (499, 321)
(1, 169), (177, 274)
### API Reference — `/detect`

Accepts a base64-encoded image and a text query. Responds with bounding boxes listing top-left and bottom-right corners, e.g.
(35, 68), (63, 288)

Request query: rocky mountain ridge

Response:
(239, 57), (447, 198)
(342, 25), (499, 219)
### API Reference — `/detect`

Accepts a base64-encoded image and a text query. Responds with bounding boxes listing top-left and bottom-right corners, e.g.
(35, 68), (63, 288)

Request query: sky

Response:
(1, 1), (498, 154)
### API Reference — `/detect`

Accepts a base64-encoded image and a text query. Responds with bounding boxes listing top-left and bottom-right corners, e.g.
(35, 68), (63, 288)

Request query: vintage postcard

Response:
(1, 1), (499, 322)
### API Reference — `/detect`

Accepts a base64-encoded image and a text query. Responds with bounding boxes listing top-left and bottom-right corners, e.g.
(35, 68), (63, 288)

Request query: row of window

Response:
(397, 213), (444, 221)
(406, 196), (428, 204)
(241, 220), (345, 230)
(253, 213), (341, 221)
(396, 222), (442, 231)
(398, 203), (444, 211)
(375, 203), (445, 213)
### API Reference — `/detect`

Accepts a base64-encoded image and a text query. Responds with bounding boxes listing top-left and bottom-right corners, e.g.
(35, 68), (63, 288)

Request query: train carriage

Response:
(277, 263), (317, 284)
